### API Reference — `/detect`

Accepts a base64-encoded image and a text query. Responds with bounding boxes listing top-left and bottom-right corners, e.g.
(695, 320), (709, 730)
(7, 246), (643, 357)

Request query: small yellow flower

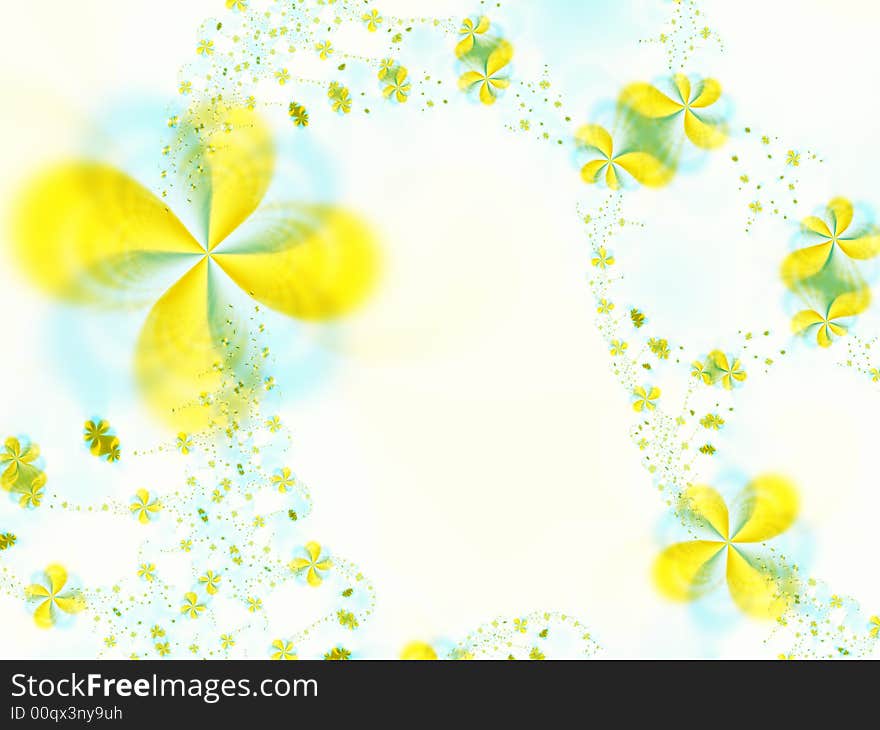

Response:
(275, 68), (291, 85)
(869, 615), (880, 638)
(19, 473), (46, 509)
(597, 298), (614, 314)
(786, 150), (800, 167)
(176, 432), (192, 454)
(150, 624), (165, 639)
(271, 466), (295, 493)
(130, 489), (161, 524)
(181, 592), (205, 619)
(155, 642), (171, 656)
(226, 0), (248, 10)
(315, 40), (333, 60)
(383, 67), (411, 103)
(137, 563), (156, 582)
(324, 646), (351, 660)
(591, 247), (615, 269)
(220, 633), (235, 649)
(271, 639), (297, 660)
(362, 9), (382, 32)
(25, 564), (85, 628)
(265, 416), (282, 432)
(377, 58), (394, 80)
(610, 339), (628, 356)
(247, 596), (262, 613)
(514, 618), (527, 634)
(632, 385), (660, 412)
(290, 542), (332, 587)
(179, 80), (192, 94)
(332, 88), (352, 114)
(199, 570), (222, 595)
(197, 39), (214, 56)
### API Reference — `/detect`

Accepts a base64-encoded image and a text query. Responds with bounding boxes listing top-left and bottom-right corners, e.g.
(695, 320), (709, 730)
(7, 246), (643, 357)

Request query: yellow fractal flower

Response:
(315, 40), (333, 60)
(654, 477), (799, 618)
(455, 16), (490, 58)
(181, 592), (205, 618)
(791, 290), (870, 347)
(25, 564), (85, 628)
(11, 106), (379, 431)
(869, 616), (880, 638)
(290, 541), (332, 587)
(458, 40), (513, 105)
(155, 642), (171, 656)
(609, 339), (627, 356)
(18, 472), (46, 508)
(620, 73), (727, 149)
(196, 39), (214, 56)
(176, 433), (192, 454)
(710, 350), (746, 390)
(247, 596), (262, 612)
(271, 639), (297, 660)
(591, 246), (615, 268)
(632, 385), (660, 412)
(362, 9), (382, 32)
(377, 58), (394, 80)
(220, 633), (235, 649)
(199, 570), (222, 595)
(324, 646), (351, 660)
(576, 124), (672, 190)
(137, 563), (156, 582)
(275, 68), (291, 85)
(130, 489), (161, 524)
(781, 198), (880, 285)
(1, 436), (39, 488)
(383, 67), (411, 103)
(271, 466), (295, 493)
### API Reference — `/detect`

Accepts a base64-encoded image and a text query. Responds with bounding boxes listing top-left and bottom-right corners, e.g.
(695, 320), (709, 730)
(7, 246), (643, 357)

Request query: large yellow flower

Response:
(12, 107), (379, 429)
(25, 564), (86, 628)
(619, 74), (727, 149)
(576, 125), (671, 190)
(781, 198), (880, 285)
(654, 477), (799, 619)
(791, 289), (870, 347)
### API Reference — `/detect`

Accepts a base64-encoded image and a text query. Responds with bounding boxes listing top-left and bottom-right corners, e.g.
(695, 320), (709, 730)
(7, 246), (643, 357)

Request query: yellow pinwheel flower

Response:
(576, 124), (672, 190)
(130, 489), (161, 524)
(176, 433), (193, 454)
(315, 40), (333, 60)
(691, 361), (713, 384)
(710, 350), (746, 390)
(290, 541), (332, 587)
(1, 437), (39, 488)
(324, 646), (351, 660)
(455, 16), (490, 58)
(591, 246), (615, 268)
(654, 477), (799, 618)
(196, 39), (214, 56)
(781, 198), (880, 285)
(155, 642), (171, 656)
(13, 106), (378, 430)
(18, 473), (46, 509)
(25, 564), (85, 628)
(271, 639), (298, 660)
(620, 73), (727, 149)
(137, 563), (156, 582)
(400, 642), (438, 660)
(362, 9), (382, 31)
(275, 68), (291, 85)
(199, 570), (222, 595)
(377, 58), (394, 80)
(247, 596), (262, 612)
(458, 40), (513, 106)
(220, 633), (235, 649)
(792, 290), (870, 347)
(271, 466), (295, 493)
(632, 385), (660, 412)
(869, 616), (880, 638)
(332, 87), (353, 113)
(181, 592), (205, 618)
(610, 339), (627, 356)
(83, 419), (109, 453)
(383, 67), (411, 103)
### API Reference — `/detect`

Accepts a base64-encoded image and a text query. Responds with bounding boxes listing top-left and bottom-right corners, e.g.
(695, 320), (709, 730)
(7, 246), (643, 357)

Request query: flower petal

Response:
(828, 197), (853, 236)
(212, 205), (380, 321)
(731, 474), (798, 543)
(827, 289), (870, 320)
(619, 82), (683, 118)
(580, 159), (608, 184)
(574, 124), (613, 159)
(690, 78), (722, 108)
(681, 485), (729, 539)
(726, 547), (788, 619)
(683, 109), (727, 149)
(780, 242), (833, 286)
(486, 40), (513, 77)
(45, 564), (68, 595)
(653, 540), (725, 601)
(613, 152), (673, 187)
